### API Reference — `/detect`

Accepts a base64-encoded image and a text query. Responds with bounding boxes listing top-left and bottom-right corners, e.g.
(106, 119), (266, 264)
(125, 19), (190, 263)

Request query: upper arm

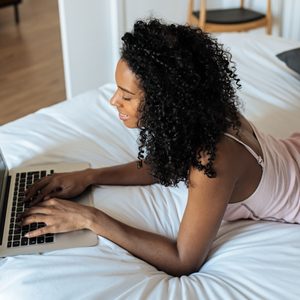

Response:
(176, 141), (239, 273)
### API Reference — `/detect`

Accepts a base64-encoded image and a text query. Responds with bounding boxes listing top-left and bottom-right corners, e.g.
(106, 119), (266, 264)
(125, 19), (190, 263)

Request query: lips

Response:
(119, 112), (129, 121)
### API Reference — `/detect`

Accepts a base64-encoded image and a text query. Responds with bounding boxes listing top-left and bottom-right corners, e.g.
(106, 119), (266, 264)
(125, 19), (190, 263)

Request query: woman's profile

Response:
(23, 19), (300, 277)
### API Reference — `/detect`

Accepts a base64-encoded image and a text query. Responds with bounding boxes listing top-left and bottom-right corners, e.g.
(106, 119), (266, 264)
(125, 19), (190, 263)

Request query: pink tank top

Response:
(223, 123), (300, 224)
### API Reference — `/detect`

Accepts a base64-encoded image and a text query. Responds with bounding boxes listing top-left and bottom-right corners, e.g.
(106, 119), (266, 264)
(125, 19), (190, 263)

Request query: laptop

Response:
(0, 148), (98, 257)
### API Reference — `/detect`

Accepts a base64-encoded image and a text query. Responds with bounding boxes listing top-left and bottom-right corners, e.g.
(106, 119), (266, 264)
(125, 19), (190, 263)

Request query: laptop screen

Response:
(0, 151), (7, 196)
(0, 150), (9, 245)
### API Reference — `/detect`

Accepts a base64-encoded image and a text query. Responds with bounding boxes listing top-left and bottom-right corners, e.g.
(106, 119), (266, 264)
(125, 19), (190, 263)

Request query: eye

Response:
(122, 96), (132, 101)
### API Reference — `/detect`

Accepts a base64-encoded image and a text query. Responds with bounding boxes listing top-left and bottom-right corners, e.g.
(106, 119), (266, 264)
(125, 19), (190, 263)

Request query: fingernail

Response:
(24, 233), (29, 238)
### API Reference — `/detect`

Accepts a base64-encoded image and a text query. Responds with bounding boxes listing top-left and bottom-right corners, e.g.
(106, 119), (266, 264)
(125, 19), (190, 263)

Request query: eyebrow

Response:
(118, 85), (136, 95)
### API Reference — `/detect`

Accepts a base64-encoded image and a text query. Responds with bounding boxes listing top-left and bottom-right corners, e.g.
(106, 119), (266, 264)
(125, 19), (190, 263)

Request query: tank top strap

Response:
(224, 133), (264, 167)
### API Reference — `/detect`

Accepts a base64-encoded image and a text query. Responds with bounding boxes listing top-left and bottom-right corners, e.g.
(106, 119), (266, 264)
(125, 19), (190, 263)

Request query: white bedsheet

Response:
(0, 33), (300, 300)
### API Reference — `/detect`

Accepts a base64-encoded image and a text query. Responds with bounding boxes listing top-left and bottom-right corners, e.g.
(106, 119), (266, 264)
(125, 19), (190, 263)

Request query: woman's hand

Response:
(25, 169), (93, 206)
(21, 198), (96, 238)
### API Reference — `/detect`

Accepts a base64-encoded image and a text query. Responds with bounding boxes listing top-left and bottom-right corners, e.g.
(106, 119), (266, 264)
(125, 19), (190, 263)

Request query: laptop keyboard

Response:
(7, 170), (55, 248)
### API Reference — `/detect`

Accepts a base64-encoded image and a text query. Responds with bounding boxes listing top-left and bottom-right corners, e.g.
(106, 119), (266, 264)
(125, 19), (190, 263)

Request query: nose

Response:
(110, 90), (121, 107)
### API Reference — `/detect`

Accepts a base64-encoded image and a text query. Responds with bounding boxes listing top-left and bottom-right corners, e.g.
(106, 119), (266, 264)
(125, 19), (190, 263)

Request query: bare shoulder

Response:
(189, 134), (244, 191)
(190, 114), (263, 204)
(186, 134), (245, 226)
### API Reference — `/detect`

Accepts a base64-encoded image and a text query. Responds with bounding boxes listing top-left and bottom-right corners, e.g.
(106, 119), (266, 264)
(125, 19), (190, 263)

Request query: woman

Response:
(23, 19), (300, 276)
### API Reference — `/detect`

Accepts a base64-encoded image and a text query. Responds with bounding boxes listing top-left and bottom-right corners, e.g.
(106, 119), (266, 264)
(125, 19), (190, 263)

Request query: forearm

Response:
(87, 208), (200, 277)
(86, 161), (158, 186)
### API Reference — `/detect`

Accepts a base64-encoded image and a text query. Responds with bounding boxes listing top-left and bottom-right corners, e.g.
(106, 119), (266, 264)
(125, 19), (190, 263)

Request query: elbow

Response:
(164, 257), (205, 277)
(166, 264), (202, 277)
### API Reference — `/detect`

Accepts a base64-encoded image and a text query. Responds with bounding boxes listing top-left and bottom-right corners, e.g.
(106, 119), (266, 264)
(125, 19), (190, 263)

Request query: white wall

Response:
(122, 0), (189, 32)
(58, 0), (300, 99)
(58, 0), (117, 99)
(280, 0), (300, 40)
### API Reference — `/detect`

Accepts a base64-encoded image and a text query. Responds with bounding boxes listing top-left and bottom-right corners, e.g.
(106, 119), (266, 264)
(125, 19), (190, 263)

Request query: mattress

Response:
(0, 33), (300, 300)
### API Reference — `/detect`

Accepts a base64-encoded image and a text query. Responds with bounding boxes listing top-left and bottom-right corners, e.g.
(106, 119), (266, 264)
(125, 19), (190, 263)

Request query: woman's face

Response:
(110, 59), (143, 128)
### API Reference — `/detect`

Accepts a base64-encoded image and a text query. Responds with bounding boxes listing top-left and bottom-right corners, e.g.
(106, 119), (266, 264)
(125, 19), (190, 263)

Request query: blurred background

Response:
(0, 0), (299, 125)
(0, 0), (65, 124)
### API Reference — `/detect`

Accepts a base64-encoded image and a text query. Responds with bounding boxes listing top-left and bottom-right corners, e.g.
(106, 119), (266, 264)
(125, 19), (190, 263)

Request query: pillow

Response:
(276, 48), (300, 75)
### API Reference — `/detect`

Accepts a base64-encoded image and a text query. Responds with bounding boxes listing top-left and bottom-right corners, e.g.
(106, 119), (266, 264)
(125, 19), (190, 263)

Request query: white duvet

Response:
(0, 33), (300, 300)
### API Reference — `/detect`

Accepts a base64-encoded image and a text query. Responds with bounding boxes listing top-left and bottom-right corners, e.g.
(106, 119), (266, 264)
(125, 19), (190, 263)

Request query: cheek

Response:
(134, 105), (140, 117)
(134, 98), (143, 115)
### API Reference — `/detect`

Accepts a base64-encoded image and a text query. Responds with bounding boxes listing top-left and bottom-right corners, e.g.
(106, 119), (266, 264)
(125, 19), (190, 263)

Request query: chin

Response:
(123, 120), (138, 129)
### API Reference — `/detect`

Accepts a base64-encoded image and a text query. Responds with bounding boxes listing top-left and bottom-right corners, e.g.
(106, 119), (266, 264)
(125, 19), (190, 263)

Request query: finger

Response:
(28, 196), (42, 207)
(28, 189), (45, 206)
(28, 192), (45, 207)
(30, 188), (61, 206)
(25, 178), (46, 198)
(38, 198), (61, 207)
(25, 177), (52, 201)
(29, 185), (62, 207)
(40, 186), (65, 201)
(24, 225), (54, 238)
(43, 188), (69, 200)
(26, 174), (55, 196)
(21, 213), (47, 226)
(22, 206), (53, 218)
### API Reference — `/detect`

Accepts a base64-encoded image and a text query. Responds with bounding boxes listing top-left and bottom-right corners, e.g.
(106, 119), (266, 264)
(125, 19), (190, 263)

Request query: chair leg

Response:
(14, 4), (20, 24)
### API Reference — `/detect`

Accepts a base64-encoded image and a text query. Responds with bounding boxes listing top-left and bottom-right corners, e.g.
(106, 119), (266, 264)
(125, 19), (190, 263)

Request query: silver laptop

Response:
(0, 148), (98, 257)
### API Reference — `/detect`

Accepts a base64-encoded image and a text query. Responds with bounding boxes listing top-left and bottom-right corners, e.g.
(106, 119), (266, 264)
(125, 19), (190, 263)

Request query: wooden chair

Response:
(187, 0), (272, 34)
(0, 0), (22, 24)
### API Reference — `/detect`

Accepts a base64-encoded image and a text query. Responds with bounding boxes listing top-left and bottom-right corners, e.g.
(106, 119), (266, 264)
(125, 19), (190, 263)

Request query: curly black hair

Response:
(121, 19), (241, 186)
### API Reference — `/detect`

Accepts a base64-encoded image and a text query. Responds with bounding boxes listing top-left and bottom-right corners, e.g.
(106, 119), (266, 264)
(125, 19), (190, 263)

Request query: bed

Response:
(0, 33), (300, 300)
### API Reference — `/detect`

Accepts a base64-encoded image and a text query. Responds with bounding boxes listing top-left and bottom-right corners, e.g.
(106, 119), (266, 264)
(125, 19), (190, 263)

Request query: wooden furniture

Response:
(187, 0), (272, 34)
(0, 0), (22, 24)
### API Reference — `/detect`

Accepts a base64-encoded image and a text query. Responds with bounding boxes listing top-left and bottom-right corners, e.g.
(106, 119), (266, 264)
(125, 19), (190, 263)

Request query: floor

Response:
(0, 0), (65, 125)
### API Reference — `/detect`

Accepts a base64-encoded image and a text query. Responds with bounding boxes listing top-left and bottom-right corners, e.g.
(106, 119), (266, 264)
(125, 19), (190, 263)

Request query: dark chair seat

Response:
(192, 8), (265, 24)
(0, 0), (21, 8)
